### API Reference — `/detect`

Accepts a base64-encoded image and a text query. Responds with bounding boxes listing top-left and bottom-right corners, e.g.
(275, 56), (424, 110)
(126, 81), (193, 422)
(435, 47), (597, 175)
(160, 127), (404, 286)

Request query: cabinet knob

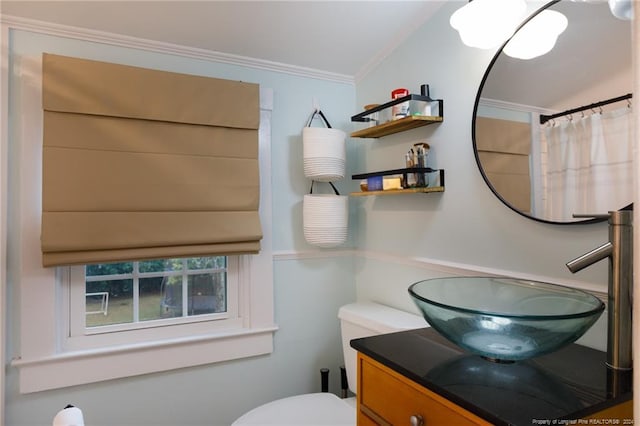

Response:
(410, 414), (424, 426)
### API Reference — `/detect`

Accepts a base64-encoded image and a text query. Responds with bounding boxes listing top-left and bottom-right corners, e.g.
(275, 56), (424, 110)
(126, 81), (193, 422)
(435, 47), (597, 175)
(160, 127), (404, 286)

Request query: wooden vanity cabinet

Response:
(357, 353), (491, 426)
(584, 399), (633, 423)
(357, 352), (633, 426)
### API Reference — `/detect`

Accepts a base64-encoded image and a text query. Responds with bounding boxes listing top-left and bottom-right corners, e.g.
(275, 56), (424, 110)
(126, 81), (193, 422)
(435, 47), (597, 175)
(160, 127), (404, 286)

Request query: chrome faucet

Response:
(566, 209), (633, 371)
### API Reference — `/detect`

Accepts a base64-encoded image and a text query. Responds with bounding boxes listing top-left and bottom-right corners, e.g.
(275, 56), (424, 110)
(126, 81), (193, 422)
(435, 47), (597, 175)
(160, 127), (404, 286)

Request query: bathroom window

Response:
(70, 256), (237, 333)
(62, 255), (247, 353)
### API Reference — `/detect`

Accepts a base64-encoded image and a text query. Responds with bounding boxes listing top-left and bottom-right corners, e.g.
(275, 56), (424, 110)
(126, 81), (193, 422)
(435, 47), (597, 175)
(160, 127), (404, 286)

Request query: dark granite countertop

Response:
(351, 328), (632, 426)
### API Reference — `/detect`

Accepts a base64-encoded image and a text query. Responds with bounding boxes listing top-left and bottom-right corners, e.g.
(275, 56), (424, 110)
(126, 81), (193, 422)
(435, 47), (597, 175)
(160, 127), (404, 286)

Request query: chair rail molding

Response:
(272, 249), (607, 302)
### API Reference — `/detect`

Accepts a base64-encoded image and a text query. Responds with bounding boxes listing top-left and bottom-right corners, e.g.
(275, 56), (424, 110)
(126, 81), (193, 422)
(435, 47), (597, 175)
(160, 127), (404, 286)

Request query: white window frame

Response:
(8, 54), (276, 393)
(64, 256), (240, 351)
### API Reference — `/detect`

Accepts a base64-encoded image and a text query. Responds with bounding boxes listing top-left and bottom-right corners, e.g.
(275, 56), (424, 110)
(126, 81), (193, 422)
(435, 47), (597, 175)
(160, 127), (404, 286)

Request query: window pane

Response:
(83, 257), (229, 329)
(187, 256), (226, 270)
(86, 279), (133, 327)
(188, 272), (226, 315)
(86, 262), (133, 276)
(139, 259), (183, 273)
(160, 276), (183, 318)
(139, 277), (165, 321)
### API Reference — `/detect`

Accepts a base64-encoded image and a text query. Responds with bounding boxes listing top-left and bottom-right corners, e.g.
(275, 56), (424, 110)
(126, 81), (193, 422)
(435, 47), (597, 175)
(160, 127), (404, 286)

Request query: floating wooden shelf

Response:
(350, 90), (443, 138)
(350, 167), (445, 196)
(351, 115), (443, 139)
(350, 186), (445, 196)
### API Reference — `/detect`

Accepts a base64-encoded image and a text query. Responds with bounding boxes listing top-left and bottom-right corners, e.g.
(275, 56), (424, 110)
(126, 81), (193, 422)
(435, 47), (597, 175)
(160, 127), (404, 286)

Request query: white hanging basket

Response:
(303, 192), (348, 248)
(303, 111), (346, 182)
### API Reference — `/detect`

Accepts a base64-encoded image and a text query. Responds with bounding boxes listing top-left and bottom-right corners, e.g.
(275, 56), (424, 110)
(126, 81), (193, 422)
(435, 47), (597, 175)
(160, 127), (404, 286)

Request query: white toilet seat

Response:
(231, 393), (356, 425)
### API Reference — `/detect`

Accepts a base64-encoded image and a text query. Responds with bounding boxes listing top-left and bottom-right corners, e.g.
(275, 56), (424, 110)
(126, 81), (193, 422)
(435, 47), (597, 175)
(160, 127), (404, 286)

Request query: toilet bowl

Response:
(231, 393), (356, 425)
(231, 302), (425, 425)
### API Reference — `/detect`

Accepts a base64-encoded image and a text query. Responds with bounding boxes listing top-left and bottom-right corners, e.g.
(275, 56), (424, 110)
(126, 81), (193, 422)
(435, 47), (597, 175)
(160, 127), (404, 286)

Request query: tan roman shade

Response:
(41, 53), (262, 266)
(476, 116), (532, 213)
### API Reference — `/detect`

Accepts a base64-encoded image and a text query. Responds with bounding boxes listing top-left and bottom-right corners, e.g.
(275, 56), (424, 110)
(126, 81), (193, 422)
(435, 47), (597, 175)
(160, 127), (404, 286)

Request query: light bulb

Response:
(504, 10), (568, 60)
(450, 0), (527, 49)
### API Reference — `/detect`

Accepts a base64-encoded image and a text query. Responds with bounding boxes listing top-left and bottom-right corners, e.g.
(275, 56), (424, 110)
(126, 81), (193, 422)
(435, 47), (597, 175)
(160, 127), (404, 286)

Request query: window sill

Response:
(13, 325), (278, 393)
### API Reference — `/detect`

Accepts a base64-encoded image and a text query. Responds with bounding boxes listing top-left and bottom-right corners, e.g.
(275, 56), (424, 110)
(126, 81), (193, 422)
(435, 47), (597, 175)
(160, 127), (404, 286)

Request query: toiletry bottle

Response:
(391, 88), (409, 120)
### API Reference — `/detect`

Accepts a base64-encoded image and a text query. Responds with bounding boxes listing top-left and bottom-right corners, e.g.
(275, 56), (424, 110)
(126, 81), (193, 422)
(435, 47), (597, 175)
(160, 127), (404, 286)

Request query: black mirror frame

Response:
(471, 0), (605, 225)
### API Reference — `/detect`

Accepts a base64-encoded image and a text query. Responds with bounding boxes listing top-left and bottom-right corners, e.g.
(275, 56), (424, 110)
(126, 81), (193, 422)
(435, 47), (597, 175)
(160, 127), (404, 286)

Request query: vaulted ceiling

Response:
(0, 1), (447, 80)
(1, 1), (631, 107)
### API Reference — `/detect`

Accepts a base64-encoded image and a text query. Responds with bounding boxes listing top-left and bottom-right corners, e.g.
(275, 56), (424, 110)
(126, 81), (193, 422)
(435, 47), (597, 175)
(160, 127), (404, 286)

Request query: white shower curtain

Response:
(543, 106), (633, 221)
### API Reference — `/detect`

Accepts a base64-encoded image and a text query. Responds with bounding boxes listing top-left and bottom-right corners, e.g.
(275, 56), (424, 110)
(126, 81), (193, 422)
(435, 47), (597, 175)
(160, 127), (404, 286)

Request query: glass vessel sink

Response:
(408, 277), (605, 362)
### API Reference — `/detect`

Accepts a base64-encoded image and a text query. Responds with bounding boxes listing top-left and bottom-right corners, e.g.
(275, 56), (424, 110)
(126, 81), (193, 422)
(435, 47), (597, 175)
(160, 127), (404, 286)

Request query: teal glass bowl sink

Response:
(408, 277), (605, 362)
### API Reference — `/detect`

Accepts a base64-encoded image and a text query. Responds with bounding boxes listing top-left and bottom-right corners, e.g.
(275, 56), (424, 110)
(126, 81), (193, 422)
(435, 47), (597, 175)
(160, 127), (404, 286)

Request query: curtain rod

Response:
(539, 93), (632, 125)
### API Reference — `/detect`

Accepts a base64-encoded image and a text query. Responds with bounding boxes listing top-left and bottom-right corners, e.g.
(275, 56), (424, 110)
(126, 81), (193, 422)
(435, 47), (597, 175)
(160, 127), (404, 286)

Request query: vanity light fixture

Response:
(569, 0), (633, 20)
(450, 0), (527, 49)
(608, 0), (633, 20)
(504, 10), (568, 60)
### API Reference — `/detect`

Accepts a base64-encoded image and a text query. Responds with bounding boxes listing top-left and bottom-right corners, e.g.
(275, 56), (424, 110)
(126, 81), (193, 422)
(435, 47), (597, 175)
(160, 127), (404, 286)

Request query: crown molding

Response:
(0, 14), (355, 85)
(479, 97), (556, 115)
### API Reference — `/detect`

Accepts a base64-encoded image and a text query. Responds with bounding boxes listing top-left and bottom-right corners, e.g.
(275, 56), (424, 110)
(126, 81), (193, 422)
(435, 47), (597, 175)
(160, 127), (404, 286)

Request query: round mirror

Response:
(473, 0), (633, 224)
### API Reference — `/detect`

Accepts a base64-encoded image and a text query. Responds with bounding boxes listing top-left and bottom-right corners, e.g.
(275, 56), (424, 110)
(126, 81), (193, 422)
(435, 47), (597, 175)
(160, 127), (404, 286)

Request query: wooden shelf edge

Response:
(352, 167), (438, 180)
(350, 187), (445, 196)
(351, 115), (443, 139)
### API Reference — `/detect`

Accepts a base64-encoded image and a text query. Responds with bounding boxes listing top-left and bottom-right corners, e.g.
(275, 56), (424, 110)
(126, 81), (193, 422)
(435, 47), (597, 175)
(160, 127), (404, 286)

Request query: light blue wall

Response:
(353, 2), (609, 312)
(5, 29), (356, 425)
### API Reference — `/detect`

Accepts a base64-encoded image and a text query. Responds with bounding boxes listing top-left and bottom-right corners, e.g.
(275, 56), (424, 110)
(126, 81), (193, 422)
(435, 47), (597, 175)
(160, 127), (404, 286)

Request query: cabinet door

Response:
(583, 399), (633, 423)
(357, 354), (491, 426)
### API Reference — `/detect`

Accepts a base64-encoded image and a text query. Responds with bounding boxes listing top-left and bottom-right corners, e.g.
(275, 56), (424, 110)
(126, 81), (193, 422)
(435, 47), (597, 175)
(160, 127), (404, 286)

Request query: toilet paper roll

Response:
(53, 405), (84, 426)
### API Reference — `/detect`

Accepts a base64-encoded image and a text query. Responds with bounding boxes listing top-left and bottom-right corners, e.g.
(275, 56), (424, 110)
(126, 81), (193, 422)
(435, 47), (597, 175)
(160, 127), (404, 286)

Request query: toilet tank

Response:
(338, 302), (426, 395)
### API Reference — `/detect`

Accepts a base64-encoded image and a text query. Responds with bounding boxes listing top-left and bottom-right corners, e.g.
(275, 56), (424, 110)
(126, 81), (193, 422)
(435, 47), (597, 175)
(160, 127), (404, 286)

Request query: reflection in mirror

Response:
(473, 0), (633, 224)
